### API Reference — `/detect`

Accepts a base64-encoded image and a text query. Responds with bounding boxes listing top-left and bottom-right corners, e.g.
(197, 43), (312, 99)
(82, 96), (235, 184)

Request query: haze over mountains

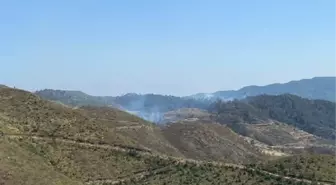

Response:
(35, 77), (335, 123)
(189, 77), (336, 102)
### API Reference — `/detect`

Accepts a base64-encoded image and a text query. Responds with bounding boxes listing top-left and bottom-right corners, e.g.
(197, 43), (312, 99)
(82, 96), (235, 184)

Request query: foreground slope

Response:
(0, 87), (182, 184)
(0, 87), (181, 156)
(121, 162), (310, 185)
(0, 138), (82, 185)
(253, 154), (336, 183)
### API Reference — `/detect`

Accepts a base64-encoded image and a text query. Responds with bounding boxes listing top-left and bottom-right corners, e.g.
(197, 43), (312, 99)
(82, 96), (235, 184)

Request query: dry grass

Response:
(162, 108), (210, 123)
(162, 121), (263, 164)
(255, 154), (336, 183)
(0, 138), (83, 185)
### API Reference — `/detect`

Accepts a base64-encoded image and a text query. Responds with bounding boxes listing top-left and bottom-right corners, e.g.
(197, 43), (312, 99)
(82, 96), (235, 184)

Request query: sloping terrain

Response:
(0, 87), (179, 184)
(233, 122), (336, 159)
(121, 162), (310, 185)
(3, 134), (316, 185)
(161, 108), (210, 124)
(35, 89), (115, 107)
(210, 94), (336, 140)
(247, 94), (335, 140)
(245, 122), (324, 146)
(1, 86), (329, 185)
(227, 122), (332, 148)
(36, 88), (336, 155)
(162, 121), (264, 164)
(0, 138), (82, 185)
(0, 87), (181, 156)
(253, 154), (336, 183)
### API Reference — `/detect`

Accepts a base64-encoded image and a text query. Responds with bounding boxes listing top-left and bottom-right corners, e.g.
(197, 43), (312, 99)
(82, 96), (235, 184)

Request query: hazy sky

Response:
(0, 0), (335, 96)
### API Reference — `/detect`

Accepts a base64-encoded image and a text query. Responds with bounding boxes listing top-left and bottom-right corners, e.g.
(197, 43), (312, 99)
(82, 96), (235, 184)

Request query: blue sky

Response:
(0, 0), (335, 96)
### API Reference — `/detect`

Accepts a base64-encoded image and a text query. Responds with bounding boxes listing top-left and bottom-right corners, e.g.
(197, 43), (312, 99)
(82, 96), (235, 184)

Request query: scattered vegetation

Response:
(35, 89), (115, 107)
(162, 121), (262, 164)
(121, 162), (310, 185)
(0, 138), (83, 185)
(253, 154), (336, 183)
(0, 88), (181, 156)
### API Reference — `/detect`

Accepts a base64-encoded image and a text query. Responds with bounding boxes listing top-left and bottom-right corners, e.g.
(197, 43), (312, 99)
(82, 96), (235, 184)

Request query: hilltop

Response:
(34, 89), (116, 107)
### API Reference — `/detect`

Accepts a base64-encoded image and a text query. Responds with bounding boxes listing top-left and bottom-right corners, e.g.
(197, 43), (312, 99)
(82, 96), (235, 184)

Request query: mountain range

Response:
(34, 91), (211, 123)
(35, 77), (335, 122)
(189, 77), (336, 102)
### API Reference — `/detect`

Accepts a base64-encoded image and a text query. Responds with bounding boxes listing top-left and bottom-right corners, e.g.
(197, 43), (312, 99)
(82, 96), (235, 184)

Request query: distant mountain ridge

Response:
(35, 89), (116, 107)
(35, 90), (210, 123)
(189, 77), (336, 102)
(34, 76), (335, 122)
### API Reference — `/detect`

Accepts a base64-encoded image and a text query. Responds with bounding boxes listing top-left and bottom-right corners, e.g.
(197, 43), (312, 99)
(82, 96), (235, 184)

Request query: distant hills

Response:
(189, 77), (336, 102)
(35, 76), (335, 122)
(34, 89), (116, 107)
(35, 90), (210, 123)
